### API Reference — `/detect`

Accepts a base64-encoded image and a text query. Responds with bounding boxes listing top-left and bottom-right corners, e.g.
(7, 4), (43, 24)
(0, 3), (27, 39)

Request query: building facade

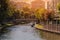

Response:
(31, 0), (45, 10)
(44, 0), (60, 12)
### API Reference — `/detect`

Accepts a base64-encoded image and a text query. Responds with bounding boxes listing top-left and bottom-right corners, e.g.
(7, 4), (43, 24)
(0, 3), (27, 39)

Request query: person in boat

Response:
(31, 22), (36, 27)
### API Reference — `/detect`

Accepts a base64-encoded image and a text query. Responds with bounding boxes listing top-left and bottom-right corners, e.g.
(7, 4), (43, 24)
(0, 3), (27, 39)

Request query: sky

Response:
(10, 0), (35, 4)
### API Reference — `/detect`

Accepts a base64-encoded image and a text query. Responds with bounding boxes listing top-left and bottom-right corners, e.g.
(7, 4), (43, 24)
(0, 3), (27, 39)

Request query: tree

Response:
(0, 0), (9, 24)
(13, 10), (21, 19)
(8, 1), (16, 17)
(57, 3), (60, 14)
(34, 8), (47, 23)
(21, 6), (31, 19)
(57, 3), (60, 11)
(35, 8), (46, 20)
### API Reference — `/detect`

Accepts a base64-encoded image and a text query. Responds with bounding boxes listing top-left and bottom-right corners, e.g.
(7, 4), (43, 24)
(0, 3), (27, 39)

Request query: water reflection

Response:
(0, 24), (60, 40)
(0, 25), (43, 40)
(35, 29), (60, 40)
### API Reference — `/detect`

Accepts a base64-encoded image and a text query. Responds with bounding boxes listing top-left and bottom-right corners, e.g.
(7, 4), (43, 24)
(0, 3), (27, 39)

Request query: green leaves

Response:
(0, 0), (9, 23)
(57, 3), (60, 14)
(57, 3), (60, 10)
(35, 8), (46, 20)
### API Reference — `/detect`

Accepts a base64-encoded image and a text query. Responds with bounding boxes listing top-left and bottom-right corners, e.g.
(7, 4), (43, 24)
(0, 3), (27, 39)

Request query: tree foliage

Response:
(7, 1), (16, 17)
(35, 8), (55, 21)
(57, 3), (60, 14)
(35, 8), (46, 20)
(0, 0), (9, 23)
(57, 3), (60, 11)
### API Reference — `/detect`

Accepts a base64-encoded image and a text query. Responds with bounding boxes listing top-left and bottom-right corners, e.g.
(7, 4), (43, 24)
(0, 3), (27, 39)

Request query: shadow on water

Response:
(35, 29), (60, 40)
(0, 25), (15, 36)
(0, 27), (10, 35)
(0, 27), (11, 40)
(0, 25), (18, 40)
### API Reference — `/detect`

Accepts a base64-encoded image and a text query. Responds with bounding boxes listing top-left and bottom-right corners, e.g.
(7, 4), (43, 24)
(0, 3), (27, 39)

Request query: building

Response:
(31, 0), (45, 10)
(43, 0), (60, 12)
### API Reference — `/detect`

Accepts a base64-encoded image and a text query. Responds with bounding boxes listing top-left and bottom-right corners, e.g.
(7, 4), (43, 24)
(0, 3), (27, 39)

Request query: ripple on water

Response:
(0, 25), (45, 40)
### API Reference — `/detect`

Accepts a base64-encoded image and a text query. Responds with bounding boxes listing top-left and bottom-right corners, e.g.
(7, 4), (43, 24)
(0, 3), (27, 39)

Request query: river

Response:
(0, 23), (60, 40)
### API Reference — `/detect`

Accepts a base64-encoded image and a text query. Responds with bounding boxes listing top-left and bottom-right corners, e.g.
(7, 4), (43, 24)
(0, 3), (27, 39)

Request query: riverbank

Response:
(0, 22), (14, 31)
(34, 24), (60, 34)
(0, 21), (31, 31)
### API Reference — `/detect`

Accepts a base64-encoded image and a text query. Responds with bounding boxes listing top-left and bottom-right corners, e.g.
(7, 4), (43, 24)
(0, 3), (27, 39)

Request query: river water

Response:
(0, 23), (60, 40)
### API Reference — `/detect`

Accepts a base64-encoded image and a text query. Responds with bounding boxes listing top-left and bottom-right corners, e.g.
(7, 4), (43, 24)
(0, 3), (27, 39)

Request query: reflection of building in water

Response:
(39, 30), (60, 40)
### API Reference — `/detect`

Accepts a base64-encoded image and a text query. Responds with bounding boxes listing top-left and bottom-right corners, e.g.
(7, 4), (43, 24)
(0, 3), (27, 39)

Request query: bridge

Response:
(13, 19), (37, 22)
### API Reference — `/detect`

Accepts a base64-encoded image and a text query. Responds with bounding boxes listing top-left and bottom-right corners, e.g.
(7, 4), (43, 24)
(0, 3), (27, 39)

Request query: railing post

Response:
(47, 20), (49, 30)
(56, 20), (58, 31)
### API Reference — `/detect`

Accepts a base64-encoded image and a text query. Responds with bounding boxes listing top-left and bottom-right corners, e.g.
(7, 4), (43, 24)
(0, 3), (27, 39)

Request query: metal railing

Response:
(39, 20), (60, 32)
